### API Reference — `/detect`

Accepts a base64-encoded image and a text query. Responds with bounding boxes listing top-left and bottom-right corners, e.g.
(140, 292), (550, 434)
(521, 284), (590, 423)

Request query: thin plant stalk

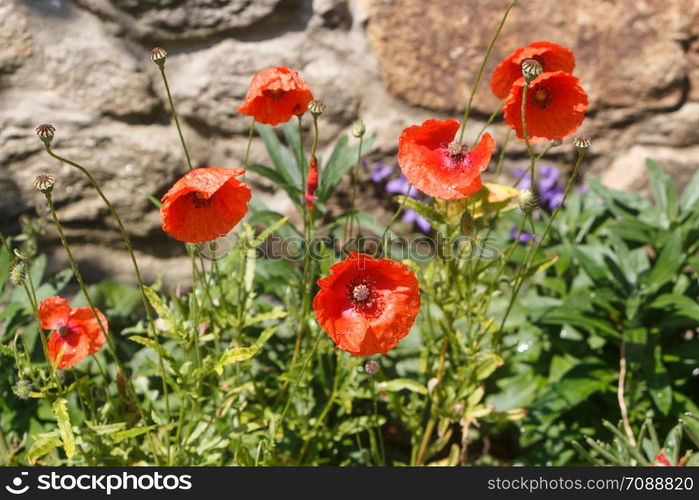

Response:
(347, 134), (364, 239)
(243, 118), (256, 170)
(493, 148), (587, 346)
(457, 0), (519, 142)
(157, 66), (193, 171)
(43, 146), (171, 462)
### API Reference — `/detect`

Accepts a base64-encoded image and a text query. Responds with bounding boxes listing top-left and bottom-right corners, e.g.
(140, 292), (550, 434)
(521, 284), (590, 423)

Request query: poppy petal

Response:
(38, 296), (71, 330)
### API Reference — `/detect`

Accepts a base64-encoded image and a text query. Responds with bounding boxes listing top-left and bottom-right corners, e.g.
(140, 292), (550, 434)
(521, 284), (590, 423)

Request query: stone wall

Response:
(1, 0), (698, 286)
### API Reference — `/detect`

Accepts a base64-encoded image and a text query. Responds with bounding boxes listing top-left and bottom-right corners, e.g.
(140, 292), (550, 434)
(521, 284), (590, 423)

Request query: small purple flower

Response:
(385, 175), (414, 197)
(510, 226), (534, 243)
(370, 161), (394, 183)
(402, 209), (431, 233)
(514, 165), (573, 211)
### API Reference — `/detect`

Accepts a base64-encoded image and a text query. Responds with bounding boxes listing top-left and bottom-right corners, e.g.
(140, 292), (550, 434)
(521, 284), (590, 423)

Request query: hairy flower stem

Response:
(243, 118), (256, 170)
(414, 335), (449, 465)
(381, 186), (413, 258)
(0, 230), (62, 390)
(43, 192), (163, 460)
(475, 103), (504, 143)
(520, 84), (537, 189)
(158, 66), (193, 171)
(370, 375), (386, 465)
(457, 0), (519, 142)
(493, 149), (587, 347)
(42, 147), (168, 463)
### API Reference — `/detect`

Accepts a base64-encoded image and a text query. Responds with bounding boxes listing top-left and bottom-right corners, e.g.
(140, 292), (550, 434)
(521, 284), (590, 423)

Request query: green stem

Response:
(474, 103), (503, 143)
(381, 185), (412, 258)
(347, 135), (364, 239)
(520, 83), (536, 186)
(158, 67), (193, 171)
(370, 375), (386, 466)
(243, 118), (255, 170)
(458, 0), (519, 142)
(493, 149), (587, 346)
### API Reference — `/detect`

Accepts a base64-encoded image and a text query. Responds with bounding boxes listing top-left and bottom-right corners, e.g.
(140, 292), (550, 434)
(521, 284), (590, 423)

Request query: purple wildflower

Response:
(370, 161), (394, 183)
(510, 226), (534, 243)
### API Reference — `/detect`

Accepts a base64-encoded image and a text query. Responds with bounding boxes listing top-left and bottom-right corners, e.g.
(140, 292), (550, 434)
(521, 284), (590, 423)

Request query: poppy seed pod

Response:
(35, 124), (56, 147)
(150, 47), (167, 67)
(34, 173), (55, 195)
(521, 59), (543, 82)
(365, 360), (380, 376)
(308, 99), (326, 117)
(573, 136), (591, 151)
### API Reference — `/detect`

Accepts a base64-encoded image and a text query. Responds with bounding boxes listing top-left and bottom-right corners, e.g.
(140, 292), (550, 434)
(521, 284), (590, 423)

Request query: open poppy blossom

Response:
(313, 252), (420, 356)
(491, 41), (575, 99)
(503, 71), (588, 142)
(237, 66), (314, 126)
(161, 167), (251, 243)
(39, 296), (107, 369)
(397, 119), (495, 200)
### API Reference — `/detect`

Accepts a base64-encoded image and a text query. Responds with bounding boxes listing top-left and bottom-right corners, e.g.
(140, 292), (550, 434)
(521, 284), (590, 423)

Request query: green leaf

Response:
(246, 164), (300, 204)
(26, 437), (62, 464)
(649, 294), (699, 321)
(317, 135), (374, 202)
(647, 230), (683, 290)
(282, 120), (305, 178)
(679, 169), (699, 213)
(142, 286), (171, 321)
(681, 413), (699, 448)
(250, 216), (289, 247)
(214, 346), (259, 375)
(244, 309), (287, 328)
(646, 159), (678, 222)
(51, 398), (75, 459)
(473, 352), (504, 380)
(377, 378), (428, 395)
(112, 425), (158, 444)
(393, 195), (446, 225)
(255, 124), (301, 189)
(647, 346), (672, 415)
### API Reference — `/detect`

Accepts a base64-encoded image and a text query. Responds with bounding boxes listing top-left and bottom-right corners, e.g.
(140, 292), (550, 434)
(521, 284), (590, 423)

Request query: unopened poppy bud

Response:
(12, 379), (32, 400)
(309, 99), (326, 118)
(35, 124), (56, 147)
(460, 211), (475, 236)
(304, 155), (319, 211)
(352, 119), (366, 138)
(573, 135), (590, 151)
(150, 47), (167, 68)
(365, 360), (380, 376)
(34, 173), (55, 195)
(9, 263), (26, 287)
(517, 189), (540, 215)
(521, 59), (543, 83)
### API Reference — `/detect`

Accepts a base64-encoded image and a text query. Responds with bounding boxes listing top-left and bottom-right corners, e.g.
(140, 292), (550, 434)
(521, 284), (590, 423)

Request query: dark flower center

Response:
(263, 88), (288, 100)
(346, 277), (383, 318)
(530, 86), (552, 109)
(57, 325), (70, 336)
(189, 192), (212, 209)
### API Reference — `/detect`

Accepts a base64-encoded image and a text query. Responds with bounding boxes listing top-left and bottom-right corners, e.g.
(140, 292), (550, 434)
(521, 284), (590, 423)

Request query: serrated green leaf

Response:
(377, 378), (427, 395)
(112, 425), (158, 443)
(214, 346), (259, 375)
(51, 398), (75, 459)
(393, 195), (445, 225)
(26, 437), (62, 464)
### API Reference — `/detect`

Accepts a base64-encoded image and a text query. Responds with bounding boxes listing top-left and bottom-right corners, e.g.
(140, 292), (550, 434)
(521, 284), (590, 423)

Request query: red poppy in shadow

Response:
(161, 167), (251, 243)
(313, 252), (420, 356)
(39, 296), (107, 369)
(237, 67), (314, 125)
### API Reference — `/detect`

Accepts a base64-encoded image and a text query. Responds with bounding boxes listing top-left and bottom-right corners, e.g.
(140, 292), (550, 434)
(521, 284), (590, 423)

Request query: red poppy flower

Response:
(503, 71), (588, 142)
(397, 119), (495, 200)
(161, 167), (251, 243)
(39, 296), (107, 369)
(313, 252), (420, 356)
(237, 67), (314, 126)
(491, 41), (575, 99)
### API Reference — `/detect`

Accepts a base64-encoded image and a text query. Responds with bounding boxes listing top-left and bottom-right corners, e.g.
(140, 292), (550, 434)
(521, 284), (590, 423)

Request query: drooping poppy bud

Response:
(305, 155), (319, 211)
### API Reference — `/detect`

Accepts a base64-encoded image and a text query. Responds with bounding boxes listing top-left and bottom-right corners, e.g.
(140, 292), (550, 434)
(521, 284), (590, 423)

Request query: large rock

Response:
(71, 0), (290, 42)
(365, 0), (695, 116)
(0, 0), (32, 78)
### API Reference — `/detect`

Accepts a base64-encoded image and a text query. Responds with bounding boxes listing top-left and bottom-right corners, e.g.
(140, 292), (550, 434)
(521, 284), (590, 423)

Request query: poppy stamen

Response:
(346, 277), (383, 318)
(262, 88), (287, 100)
(190, 192), (212, 209)
(530, 86), (553, 109)
(57, 325), (70, 336)
(447, 140), (468, 158)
